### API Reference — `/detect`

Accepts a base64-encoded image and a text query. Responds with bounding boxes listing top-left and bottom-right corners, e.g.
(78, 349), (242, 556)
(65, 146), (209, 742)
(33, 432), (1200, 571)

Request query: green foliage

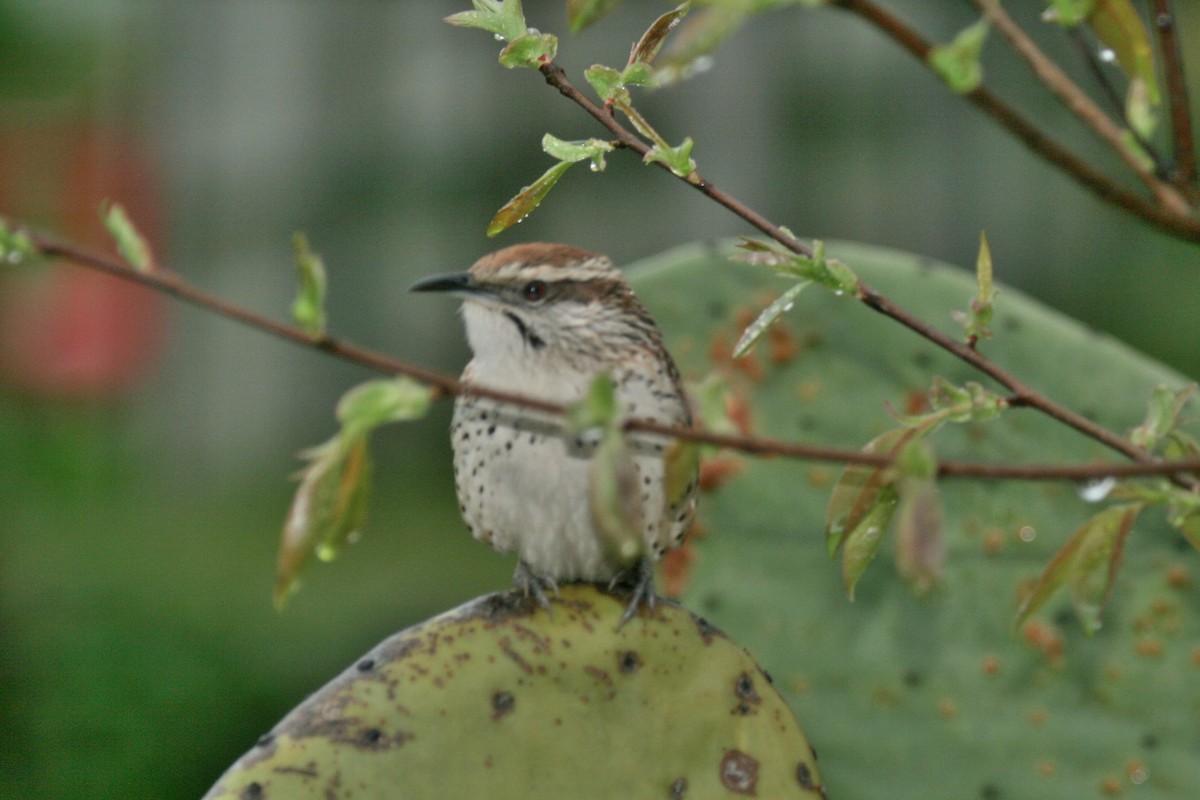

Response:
(290, 231), (327, 337)
(444, 0), (556, 69)
(735, 237), (859, 295)
(628, 241), (1200, 799)
(0, 219), (35, 264)
(488, 136), (613, 236)
(928, 17), (989, 94)
(1016, 502), (1142, 635)
(276, 377), (432, 607)
(100, 200), (153, 271)
(1041, 0), (1161, 137)
(566, 0), (623, 34)
(952, 232), (995, 344)
(205, 585), (825, 799)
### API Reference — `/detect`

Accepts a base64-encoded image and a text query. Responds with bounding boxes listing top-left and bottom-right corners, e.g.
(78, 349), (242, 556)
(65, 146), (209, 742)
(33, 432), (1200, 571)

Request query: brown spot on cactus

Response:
(733, 671), (762, 716)
(720, 749), (759, 795)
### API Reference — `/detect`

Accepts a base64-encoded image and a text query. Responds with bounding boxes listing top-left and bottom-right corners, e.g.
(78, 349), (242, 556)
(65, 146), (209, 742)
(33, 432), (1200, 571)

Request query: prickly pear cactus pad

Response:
(628, 241), (1200, 800)
(204, 585), (824, 800)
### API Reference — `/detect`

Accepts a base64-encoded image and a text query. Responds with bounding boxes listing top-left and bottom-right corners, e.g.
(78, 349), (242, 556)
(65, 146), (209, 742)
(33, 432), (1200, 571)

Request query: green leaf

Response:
(732, 279), (811, 359)
(925, 378), (1007, 424)
(688, 374), (738, 439)
(290, 232), (327, 338)
(1089, 0), (1161, 113)
(276, 377), (431, 608)
(928, 17), (989, 94)
(825, 427), (916, 559)
(619, 62), (654, 87)
(336, 376), (433, 440)
(566, 372), (618, 433)
(734, 237), (859, 295)
(487, 160), (574, 236)
(841, 482), (899, 600)
(953, 231), (995, 343)
(540, 134), (613, 170)
(276, 434), (373, 609)
(629, 2), (690, 66)
(643, 136), (696, 178)
(444, 0), (527, 41)
(100, 200), (154, 271)
(663, 439), (700, 512)
(584, 64), (629, 105)
(1015, 503), (1142, 634)
(567, 0), (623, 34)
(498, 31), (557, 69)
(1128, 383), (1196, 451)
(589, 427), (644, 568)
(1042, 0), (1095, 26)
(0, 220), (35, 265)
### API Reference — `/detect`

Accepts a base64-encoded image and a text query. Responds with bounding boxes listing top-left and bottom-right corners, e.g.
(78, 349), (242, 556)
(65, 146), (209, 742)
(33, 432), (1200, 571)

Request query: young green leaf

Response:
(629, 2), (690, 67)
(0, 220), (35, 265)
(841, 483), (899, 600)
(928, 17), (989, 94)
(663, 439), (700, 512)
(643, 136), (697, 178)
(1015, 503), (1142, 635)
(541, 134), (614, 171)
(825, 427), (918, 558)
(1042, 0), (1095, 26)
(276, 434), (373, 609)
(733, 238), (859, 296)
(444, 0), (527, 42)
(290, 232), (327, 338)
(1128, 383), (1196, 452)
(567, 372), (618, 433)
(688, 374), (739, 439)
(275, 377), (431, 608)
(584, 64), (630, 105)
(336, 376), (434, 439)
(589, 427), (645, 569)
(1089, 0), (1161, 135)
(487, 160), (574, 236)
(498, 31), (558, 69)
(100, 200), (154, 272)
(732, 279), (811, 359)
(567, 0), (623, 34)
(953, 231), (995, 344)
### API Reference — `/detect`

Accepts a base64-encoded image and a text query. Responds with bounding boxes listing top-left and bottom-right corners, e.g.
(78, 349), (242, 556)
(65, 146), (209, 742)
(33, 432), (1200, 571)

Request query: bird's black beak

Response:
(409, 271), (475, 294)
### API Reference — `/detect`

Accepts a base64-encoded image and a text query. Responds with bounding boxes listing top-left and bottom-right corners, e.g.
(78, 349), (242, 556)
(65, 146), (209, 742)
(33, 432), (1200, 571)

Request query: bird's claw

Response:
(514, 561), (559, 614)
(614, 557), (657, 629)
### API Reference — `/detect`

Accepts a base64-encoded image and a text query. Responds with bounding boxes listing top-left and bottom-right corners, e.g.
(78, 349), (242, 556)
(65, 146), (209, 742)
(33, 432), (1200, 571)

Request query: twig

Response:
(974, 0), (1190, 215)
(8, 218), (1199, 484)
(1152, 0), (1198, 191)
(827, 0), (1200, 242)
(538, 62), (1174, 476)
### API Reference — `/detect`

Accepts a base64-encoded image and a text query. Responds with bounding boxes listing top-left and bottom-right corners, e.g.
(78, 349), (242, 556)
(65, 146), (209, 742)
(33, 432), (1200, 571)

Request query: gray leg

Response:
(514, 560), (558, 612)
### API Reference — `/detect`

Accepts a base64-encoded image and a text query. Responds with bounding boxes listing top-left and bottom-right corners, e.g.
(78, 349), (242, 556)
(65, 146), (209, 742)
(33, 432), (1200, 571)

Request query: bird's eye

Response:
(522, 280), (548, 302)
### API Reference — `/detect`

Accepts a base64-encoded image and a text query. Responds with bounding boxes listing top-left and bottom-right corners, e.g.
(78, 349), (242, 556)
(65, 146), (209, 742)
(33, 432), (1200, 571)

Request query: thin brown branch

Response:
(1153, 0), (1198, 190)
(539, 61), (1175, 476)
(8, 218), (1199, 485)
(827, 0), (1200, 242)
(975, 0), (1190, 214)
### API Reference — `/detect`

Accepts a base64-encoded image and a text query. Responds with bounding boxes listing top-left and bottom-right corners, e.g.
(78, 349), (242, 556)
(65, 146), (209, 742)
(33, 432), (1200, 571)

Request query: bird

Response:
(410, 242), (698, 623)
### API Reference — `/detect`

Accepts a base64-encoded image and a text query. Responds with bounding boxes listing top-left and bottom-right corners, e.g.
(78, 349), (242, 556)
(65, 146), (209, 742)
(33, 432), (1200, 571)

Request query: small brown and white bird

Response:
(411, 243), (697, 621)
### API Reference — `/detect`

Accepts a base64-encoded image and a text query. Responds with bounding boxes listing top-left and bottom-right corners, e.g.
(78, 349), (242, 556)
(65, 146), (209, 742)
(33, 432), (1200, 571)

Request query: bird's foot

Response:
(514, 560), (559, 614)
(610, 557), (657, 628)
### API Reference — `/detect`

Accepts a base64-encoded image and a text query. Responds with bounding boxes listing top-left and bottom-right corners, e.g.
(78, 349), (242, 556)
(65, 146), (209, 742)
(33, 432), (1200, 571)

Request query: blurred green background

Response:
(1, 1), (1197, 797)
